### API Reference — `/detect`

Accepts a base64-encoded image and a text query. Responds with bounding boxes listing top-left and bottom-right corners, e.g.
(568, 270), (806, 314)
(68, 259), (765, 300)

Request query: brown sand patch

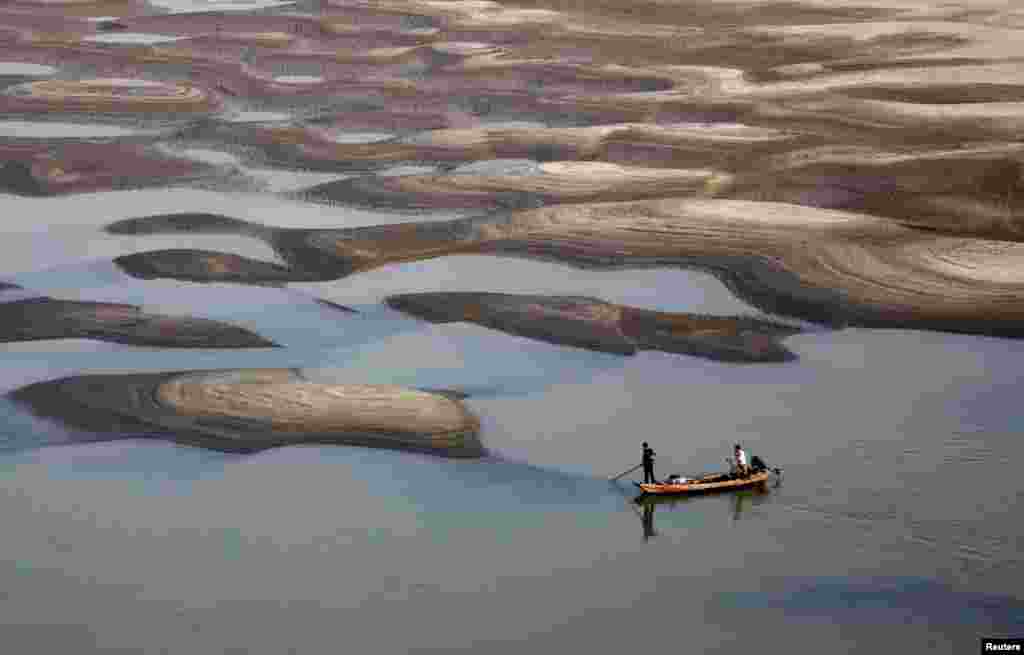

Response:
(387, 291), (802, 361)
(157, 376), (479, 438)
(7, 0), (140, 18)
(0, 78), (219, 114)
(8, 370), (483, 456)
(490, 199), (1024, 328)
(4, 0), (1024, 339)
(0, 297), (277, 348)
(730, 143), (1024, 237)
(301, 162), (722, 210)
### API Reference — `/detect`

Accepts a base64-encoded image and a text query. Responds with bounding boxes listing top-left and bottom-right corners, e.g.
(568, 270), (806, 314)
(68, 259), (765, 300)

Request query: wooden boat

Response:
(634, 470), (771, 496)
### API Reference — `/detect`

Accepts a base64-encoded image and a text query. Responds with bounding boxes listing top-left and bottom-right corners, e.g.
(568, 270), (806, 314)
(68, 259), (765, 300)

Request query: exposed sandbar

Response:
(105, 212), (264, 236)
(0, 296), (277, 348)
(0, 78), (220, 115)
(6, 0), (141, 18)
(387, 291), (801, 362)
(9, 369), (483, 456)
(101, 200), (1024, 336)
(183, 198), (1024, 337)
(298, 162), (723, 210)
(113, 249), (319, 284)
(731, 144), (1024, 239)
(10, 0), (1020, 341)
(234, 122), (796, 172)
(481, 199), (1024, 336)
(0, 142), (216, 196)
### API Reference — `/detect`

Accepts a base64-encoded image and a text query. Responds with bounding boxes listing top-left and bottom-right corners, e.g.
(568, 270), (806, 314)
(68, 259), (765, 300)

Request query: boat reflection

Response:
(633, 487), (774, 540)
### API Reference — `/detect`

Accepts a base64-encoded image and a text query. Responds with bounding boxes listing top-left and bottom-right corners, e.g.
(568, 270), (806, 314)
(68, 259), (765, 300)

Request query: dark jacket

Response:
(642, 446), (655, 466)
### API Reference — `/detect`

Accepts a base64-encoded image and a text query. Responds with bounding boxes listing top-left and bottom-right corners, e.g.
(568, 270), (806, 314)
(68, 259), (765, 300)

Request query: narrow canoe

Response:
(634, 470), (770, 495)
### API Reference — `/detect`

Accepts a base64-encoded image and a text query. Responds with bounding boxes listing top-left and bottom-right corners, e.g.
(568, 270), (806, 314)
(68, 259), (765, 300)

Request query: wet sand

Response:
(102, 202), (1024, 336)
(387, 291), (802, 361)
(0, 293), (278, 348)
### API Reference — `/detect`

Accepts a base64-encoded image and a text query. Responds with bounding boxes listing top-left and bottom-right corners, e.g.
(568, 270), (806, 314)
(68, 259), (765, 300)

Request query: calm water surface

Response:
(1, 190), (1021, 652)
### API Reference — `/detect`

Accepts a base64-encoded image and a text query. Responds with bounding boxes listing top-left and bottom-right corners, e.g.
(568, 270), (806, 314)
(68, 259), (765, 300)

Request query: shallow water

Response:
(1, 0), (1022, 652)
(2, 245), (1021, 651)
(0, 121), (153, 138)
(83, 34), (188, 45)
(0, 63), (57, 77)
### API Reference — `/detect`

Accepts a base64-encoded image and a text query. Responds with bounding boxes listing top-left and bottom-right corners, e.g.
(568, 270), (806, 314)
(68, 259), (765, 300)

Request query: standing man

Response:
(734, 444), (748, 478)
(642, 442), (656, 484)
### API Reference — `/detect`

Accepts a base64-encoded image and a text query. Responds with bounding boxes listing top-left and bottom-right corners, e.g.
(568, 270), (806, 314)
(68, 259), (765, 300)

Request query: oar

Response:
(609, 463), (642, 481)
(608, 478), (645, 518)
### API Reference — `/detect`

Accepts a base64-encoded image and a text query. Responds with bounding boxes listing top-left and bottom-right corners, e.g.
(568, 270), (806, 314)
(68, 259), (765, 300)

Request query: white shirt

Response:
(735, 449), (748, 467)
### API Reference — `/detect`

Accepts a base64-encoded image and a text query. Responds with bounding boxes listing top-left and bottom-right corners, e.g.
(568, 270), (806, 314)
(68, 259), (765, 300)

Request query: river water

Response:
(1, 193), (1021, 653)
(1, 0), (1023, 652)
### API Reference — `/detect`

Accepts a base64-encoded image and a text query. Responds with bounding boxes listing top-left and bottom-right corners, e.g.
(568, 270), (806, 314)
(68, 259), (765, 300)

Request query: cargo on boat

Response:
(634, 471), (771, 496)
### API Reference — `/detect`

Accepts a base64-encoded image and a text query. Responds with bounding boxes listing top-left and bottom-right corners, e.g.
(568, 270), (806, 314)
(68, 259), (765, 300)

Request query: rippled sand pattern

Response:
(3, 0), (1024, 448)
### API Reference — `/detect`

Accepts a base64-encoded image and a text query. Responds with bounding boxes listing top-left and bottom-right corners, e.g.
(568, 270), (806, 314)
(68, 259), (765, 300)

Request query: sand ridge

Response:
(6, 0), (1024, 452)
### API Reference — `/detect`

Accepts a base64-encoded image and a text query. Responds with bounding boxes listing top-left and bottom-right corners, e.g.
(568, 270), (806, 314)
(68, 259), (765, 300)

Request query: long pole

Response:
(610, 463), (642, 481)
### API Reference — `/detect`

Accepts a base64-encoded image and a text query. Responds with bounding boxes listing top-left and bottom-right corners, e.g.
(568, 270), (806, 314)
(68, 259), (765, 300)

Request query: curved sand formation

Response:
(0, 296), (277, 348)
(114, 249), (326, 284)
(94, 12), (324, 35)
(5, 0), (1024, 345)
(0, 10), (98, 39)
(7, 0), (139, 11)
(419, 59), (675, 96)
(298, 162), (724, 210)
(236, 122), (801, 172)
(101, 11), (438, 48)
(9, 369), (483, 456)
(731, 144), (1024, 239)
(0, 78), (219, 115)
(109, 212), (494, 281)
(108, 198), (1024, 336)
(386, 292), (802, 362)
(0, 142), (217, 196)
(477, 199), (1024, 336)
(106, 212), (263, 237)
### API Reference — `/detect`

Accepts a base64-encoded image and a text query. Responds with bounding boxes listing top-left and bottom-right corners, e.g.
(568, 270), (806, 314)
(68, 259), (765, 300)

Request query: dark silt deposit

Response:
(114, 250), (315, 285)
(102, 205), (1024, 338)
(8, 369), (484, 457)
(386, 292), (802, 362)
(0, 296), (278, 348)
(104, 211), (493, 281)
(0, 143), (219, 196)
(105, 212), (267, 237)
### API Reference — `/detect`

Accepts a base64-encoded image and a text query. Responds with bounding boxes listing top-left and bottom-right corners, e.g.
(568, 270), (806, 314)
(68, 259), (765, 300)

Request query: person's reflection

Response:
(732, 492), (746, 522)
(635, 489), (771, 539)
(641, 500), (657, 541)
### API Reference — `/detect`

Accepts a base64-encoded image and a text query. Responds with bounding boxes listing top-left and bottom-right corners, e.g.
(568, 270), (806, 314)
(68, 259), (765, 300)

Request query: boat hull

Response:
(634, 471), (770, 495)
